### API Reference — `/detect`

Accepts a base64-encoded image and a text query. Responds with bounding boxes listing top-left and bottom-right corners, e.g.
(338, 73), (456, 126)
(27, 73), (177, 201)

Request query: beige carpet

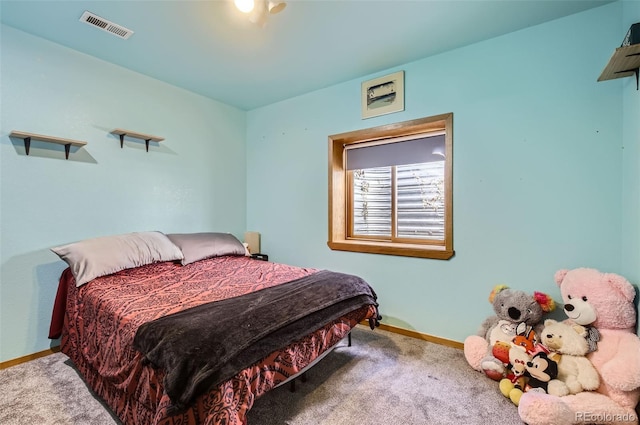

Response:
(0, 326), (525, 424)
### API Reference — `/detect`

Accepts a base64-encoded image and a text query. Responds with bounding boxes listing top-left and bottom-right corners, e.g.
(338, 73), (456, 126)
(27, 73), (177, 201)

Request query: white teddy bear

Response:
(540, 319), (600, 395)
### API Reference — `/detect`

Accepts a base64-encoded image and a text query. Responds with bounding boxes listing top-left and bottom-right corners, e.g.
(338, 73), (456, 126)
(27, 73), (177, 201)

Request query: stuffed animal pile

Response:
(519, 268), (640, 425)
(463, 284), (556, 381)
(465, 268), (640, 425)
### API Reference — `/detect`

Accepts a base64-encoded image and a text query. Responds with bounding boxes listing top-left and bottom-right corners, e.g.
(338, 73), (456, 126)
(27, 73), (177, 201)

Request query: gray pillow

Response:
(51, 231), (184, 287)
(167, 232), (248, 266)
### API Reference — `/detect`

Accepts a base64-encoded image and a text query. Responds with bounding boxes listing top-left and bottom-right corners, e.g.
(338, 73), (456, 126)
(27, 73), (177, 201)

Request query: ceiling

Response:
(0, 0), (614, 110)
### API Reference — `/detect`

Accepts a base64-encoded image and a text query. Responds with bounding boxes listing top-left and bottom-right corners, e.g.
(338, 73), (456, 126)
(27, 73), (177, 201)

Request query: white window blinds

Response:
(350, 134), (446, 241)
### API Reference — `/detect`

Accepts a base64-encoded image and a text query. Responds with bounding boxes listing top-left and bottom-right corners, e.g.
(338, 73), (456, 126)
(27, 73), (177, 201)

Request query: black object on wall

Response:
(622, 23), (640, 47)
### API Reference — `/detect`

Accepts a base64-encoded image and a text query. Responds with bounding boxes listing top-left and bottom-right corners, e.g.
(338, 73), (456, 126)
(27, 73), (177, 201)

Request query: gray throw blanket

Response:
(133, 270), (380, 413)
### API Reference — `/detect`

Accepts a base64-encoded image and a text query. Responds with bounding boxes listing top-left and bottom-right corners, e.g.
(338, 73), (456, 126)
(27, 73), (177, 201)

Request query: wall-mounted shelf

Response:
(9, 130), (87, 159)
(598, 43), (640, 90)
(110, 129), (164, 152)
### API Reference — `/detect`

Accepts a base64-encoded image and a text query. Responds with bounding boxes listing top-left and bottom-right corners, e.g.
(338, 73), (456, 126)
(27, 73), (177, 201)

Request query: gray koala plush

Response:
(472, 285), (556, 380)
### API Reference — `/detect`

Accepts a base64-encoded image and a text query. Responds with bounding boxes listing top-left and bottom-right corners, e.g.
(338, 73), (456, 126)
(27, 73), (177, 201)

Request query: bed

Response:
(48, 231), (380, 425)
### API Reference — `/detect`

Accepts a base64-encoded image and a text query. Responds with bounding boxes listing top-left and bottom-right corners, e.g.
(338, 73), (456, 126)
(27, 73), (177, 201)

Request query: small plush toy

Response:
(499, 346), (532, 405)
(518, 268), (640, 425)
(523, 352), (560, 394)
(540, 319), (600, 395)
(463, 285), (556, 380)
(500, 345), (569, 406)
(511, 323), (549, 356)
(491, 340), (512, 366)
(512, 324), (538, 354)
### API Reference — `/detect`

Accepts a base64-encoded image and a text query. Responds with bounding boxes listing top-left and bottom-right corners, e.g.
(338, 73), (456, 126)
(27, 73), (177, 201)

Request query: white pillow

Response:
(51, 231), (184, 287)
(166, 232), (248, 265)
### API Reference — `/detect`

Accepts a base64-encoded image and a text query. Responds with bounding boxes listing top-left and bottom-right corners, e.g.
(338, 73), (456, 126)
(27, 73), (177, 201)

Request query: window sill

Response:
(327, 240), (454, 260)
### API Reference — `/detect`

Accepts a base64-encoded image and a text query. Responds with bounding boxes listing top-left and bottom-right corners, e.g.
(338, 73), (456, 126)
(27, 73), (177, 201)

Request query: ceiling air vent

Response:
(79, 11), (134, 40)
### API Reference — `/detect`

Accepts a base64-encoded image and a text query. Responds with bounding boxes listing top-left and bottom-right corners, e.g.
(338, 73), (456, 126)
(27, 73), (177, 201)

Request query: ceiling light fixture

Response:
(268, 1), (286, 14)
(235, 0), (286, 27)
(234, 0), (255, 13)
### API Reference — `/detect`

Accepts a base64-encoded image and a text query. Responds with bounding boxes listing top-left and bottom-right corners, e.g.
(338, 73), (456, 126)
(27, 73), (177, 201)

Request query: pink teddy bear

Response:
(518, 268), (640, 425)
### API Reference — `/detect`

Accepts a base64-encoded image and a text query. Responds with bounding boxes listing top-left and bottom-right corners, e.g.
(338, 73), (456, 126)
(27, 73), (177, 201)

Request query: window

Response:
(328, 113), (453, 259)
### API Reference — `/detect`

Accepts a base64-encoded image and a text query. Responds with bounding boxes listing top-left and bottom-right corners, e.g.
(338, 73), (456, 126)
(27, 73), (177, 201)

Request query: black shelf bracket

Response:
(23, 136), (31, 156)
(112, 130), (163, 152)
(628, 51), (640, 90)
(119, 134), (152, 151)
(24, 137), (72, 159)
(614, 67), (640, 90)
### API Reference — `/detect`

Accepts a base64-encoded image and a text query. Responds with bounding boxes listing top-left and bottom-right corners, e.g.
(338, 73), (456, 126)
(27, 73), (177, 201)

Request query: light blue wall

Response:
(620, 0), (640, 335)
(246, 3), (628, 341)
(0, 25), (247, 362)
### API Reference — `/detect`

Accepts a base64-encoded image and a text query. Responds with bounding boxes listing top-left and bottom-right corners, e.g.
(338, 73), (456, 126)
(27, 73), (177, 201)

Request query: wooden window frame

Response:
(328, 113), (454, 259)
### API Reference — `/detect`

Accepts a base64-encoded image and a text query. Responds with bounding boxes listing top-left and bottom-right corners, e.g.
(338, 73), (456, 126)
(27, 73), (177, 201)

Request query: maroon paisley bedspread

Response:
(53, 256), (377, 425)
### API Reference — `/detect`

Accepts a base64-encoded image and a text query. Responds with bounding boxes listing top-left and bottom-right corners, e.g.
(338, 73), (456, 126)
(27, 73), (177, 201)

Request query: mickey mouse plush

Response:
(524, 352), (559, 394)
